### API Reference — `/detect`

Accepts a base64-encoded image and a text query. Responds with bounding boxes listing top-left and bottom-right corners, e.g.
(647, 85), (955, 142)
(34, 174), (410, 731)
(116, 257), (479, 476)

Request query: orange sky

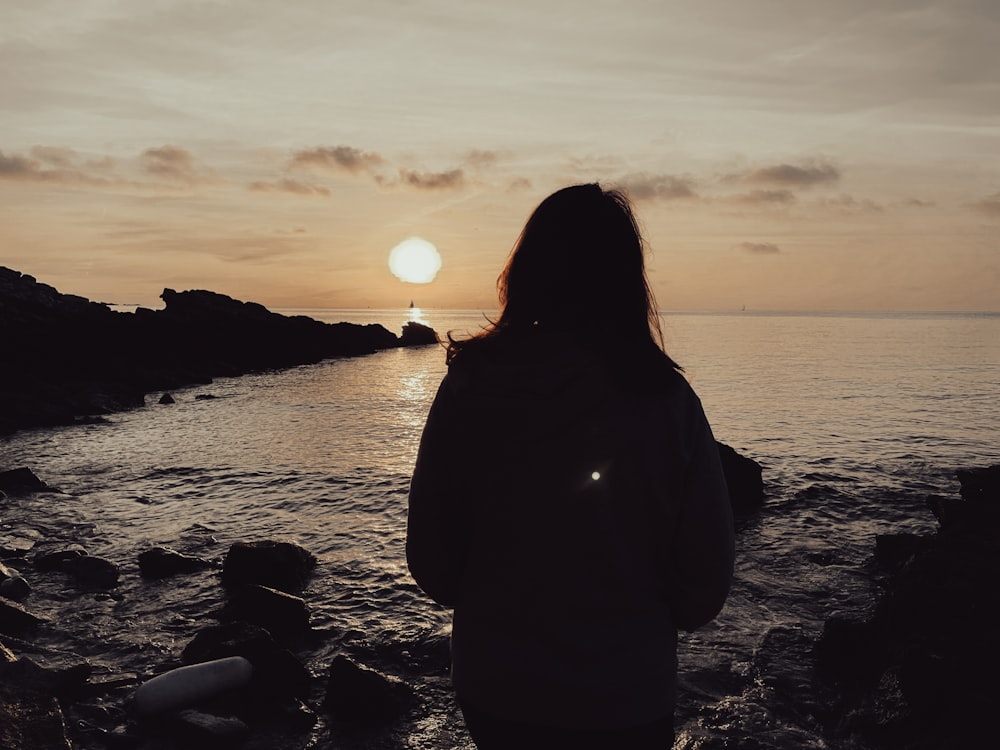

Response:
(2, 0), (998, 312)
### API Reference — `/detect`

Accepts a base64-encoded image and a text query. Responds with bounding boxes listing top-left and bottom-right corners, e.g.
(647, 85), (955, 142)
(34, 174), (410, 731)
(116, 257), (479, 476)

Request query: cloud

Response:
(248, 179), (330, 197)
(395, 168), (465, 190)
(972, 192), (1000, 216)
(140, 145), (212, 184)
(728, 160), (840, 187)
(463, 150), (500, 169)
(735, 241), (781, 254)
(0, 147), (121, 186)
(619, 172), (698, 201)
(288, 145), (384, 174)
(727, 189), (796, 206)
(507, 177), (533, 192)
(817, 193), (884, 214)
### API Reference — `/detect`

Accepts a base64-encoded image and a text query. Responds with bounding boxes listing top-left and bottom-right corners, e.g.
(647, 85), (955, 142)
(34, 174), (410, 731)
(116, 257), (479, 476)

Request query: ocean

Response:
(2, 309), (999, 749)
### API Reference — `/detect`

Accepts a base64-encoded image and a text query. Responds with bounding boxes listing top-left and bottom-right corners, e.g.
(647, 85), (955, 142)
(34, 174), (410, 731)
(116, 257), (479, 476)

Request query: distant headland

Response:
(0, 267), (438, 436)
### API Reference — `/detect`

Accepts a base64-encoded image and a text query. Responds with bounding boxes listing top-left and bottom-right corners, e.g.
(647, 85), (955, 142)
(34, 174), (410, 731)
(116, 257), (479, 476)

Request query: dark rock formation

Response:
(717, 441), (765, 514)
(67, 555), (120, 590)
(815, 464), (1000, 748)
(220, 585), (311, 638)
(221, 540), (316, 593)
(0, 468), (51, 495)
(0, 598), (48, 636)
(0, 266), (437, 435)
(138, 547), (214, 579)
(323, 655), (415, 726)
(400, 321), (439, 347)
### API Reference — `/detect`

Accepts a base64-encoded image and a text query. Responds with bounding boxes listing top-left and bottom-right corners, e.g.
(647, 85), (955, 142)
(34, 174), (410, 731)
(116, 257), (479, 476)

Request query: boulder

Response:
(221, 541), (316, 593)
(400, 321), (439, 347)
(0, 468), (50, 495)
(716, 441), (765, 513)
(158, 393), (175, 405)
(138, 547), (213, 579)
(67, 555), (120, 590)
(0, 598), (48, 636)
(33, 545), (88, 572)
(0, 575), (31, 602)
(220, 585), (311, 638)
(182, 622), (312, 700)
(322, 655), (415, 726)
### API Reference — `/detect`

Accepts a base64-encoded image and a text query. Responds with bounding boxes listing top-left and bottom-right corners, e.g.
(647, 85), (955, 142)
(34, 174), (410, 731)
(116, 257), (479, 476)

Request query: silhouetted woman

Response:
(407, 184), (734, 748)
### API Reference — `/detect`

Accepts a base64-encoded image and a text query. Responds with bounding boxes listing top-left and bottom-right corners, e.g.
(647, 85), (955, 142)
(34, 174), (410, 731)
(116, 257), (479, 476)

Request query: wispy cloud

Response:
(0, 147), (121, 186)
(248, 179), (331, 197)
(972, 192), (1000, 216)
(619, 172), (698, 201)
(394, 168), (465, 190)
(816, 193), (884, 214)
(288, 145), (384, 174)
(735, 241), (781, 254)
(140, 145), (214, 185)
(727, 160), (840, 187)
(726, 189), (796, 206)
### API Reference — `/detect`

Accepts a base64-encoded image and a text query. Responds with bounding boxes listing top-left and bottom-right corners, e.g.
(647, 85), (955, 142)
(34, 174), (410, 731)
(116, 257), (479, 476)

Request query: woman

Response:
(407, 184), (734, 748)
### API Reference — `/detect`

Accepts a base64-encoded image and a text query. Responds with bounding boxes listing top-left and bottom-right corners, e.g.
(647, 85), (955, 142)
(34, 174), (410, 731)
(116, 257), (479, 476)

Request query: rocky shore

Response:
(815, 464), (1000, 748)
(0, 266), (438, 436)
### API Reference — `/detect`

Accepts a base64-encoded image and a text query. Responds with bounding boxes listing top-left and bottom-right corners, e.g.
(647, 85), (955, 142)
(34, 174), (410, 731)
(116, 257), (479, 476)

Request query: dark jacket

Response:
(406, 330), (734, 728)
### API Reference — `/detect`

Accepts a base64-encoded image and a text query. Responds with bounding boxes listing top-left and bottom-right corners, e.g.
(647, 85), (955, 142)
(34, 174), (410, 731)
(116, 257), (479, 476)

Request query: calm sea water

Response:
(2, 309), (998, 749)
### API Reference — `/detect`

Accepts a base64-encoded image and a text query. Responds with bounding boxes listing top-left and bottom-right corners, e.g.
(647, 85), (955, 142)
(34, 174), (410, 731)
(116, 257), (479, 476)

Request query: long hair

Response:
(448, 183), (679, 371)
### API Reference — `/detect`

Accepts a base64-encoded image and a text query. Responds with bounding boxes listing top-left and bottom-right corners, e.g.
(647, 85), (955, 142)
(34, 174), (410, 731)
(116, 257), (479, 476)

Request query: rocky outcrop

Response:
(815, 464), (1000, 748)
(0, 266), (438, 435)
(717, 442), (765, 514)
(221, 540), (317, 593)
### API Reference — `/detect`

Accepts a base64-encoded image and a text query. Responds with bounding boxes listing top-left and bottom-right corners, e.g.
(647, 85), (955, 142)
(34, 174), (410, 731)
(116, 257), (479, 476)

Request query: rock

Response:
(0, 533), (39, 558)
(158, 393), (175, 405)
(33, 545), (88, 572)
(957, 464), (1000, 503)
(0, 683), (72, 750)
(0, 575), (31, 601)
(323, 655), (415, 726)
(182, 622), (311, 699)
(1, 639), (16, 663)
(873, 532), (928, 570)
(171, 709), (249, 742)
(0, 657), (93, 697)
(815, 463), (1000, 747)
(220, 585), (310, 638)
(137, 547), (213, 579)
(400, 321), (439, 346)
(221, 540), (316, 593)
(68, 555), (120, 589)
(0, 467), (50, 494)
(716, 441), (765, 513)
(0, 598), (49, 636)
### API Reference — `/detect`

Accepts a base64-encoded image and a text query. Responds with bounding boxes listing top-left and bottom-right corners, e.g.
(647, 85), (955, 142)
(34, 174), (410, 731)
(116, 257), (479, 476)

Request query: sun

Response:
(388, 237), (442, 284)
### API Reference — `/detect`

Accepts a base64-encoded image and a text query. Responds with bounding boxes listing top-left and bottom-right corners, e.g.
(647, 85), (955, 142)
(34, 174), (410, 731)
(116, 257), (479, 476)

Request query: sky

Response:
(2, 0), (998, 312)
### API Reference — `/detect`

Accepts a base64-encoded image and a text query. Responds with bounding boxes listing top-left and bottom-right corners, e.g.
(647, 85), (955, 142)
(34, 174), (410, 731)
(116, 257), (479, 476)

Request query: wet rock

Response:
(816, 463), (1000, 747)
(0, 683), (72, 750)
(0, 532), (39, 558)
(133, 657), (253, 717)
(158, 393), (175, 405)
(0, 467), (50, 495)
(68, 555), (120, 590)
(717, 441), (765, 514)
(323, 655), (415, 726)
(170, 709), (250, 743)
(221, 585), (310, 638)
(873, 532), (928, 570)
(221, 540), (317, 593)
(0, 597), (49, 636)
(1, 639), (16, 663)
(33, 545), (88, 572)
(182, 622), (311, 699)
(0, 575), (32, 601)
(138, 546), (214, 579)
(0, 657), (93, 698)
